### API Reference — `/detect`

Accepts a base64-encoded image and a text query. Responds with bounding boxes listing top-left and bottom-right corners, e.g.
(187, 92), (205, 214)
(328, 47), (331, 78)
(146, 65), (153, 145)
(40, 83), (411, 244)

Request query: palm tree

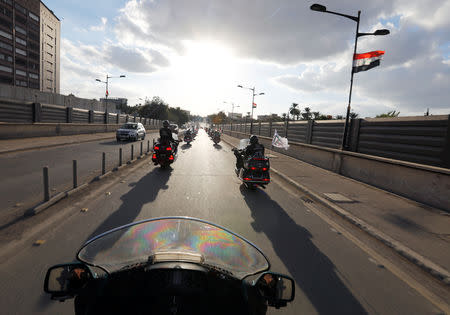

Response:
(289, 103), (300, 120)
(302, 107), (312, 120)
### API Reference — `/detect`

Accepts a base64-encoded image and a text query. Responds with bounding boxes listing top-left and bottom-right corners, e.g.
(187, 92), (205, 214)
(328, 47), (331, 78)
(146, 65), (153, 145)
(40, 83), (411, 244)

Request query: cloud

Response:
(90, 17), (108, 32)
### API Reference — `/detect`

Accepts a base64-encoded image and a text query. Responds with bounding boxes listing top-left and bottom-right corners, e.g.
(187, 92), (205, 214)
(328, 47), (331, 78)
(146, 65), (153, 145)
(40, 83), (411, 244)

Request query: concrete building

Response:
(227, 112), (242, 119)
(100, 97), (127, 113)
(40, 1), (59, 93)
(0, 0), (59, 92)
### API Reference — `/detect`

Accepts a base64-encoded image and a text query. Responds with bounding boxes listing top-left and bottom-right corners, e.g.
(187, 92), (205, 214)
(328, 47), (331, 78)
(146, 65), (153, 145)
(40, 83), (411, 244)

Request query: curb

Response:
(29, 153), (152, 219)
(221, 135), (450, 285)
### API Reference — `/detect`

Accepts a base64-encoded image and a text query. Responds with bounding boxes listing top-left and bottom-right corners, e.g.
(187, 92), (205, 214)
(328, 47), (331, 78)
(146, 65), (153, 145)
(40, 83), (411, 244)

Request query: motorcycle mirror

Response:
(255, 272), (295, 308)
(44, 263), (93, 300)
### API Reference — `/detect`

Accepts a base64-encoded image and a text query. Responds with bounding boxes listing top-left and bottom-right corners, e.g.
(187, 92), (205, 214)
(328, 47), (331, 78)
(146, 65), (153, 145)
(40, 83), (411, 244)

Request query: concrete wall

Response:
(0, 84), (115, 112)
(0, 122), (160, 139)
(223, 131), (450, 212)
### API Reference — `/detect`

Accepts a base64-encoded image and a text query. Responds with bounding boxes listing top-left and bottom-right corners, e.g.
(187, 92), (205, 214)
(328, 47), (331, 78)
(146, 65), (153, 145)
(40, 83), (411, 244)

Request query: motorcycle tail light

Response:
(166, 147), (172, 151)
(262, 168), (268, 171)
(154, 146), (160, 150)
(243, 177), (251, 181)
(263, 178), (270, 182)
(152, 154), (156, 159)
(169, 155), (174, 161)
(250, 167), (257, 170)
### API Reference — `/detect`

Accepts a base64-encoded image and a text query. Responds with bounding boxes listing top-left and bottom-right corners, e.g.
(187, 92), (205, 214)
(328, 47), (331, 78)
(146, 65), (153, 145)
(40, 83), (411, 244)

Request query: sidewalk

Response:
(222, 134), (450, 282)
(0, 132), (116, 154)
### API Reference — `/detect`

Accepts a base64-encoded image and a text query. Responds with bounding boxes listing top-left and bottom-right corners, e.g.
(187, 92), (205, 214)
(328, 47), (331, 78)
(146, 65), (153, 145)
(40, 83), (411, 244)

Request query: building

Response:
(0, 0), (59, 92)
(257, 114), (280, 121)
(40, 1), (59, 93)
(227, 112), (242, 119)
(100, 97), (128, 113)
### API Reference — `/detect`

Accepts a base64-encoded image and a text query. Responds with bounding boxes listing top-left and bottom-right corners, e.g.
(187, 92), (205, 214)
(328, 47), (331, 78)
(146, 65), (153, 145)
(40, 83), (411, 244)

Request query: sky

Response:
(44, 0), (450, 118)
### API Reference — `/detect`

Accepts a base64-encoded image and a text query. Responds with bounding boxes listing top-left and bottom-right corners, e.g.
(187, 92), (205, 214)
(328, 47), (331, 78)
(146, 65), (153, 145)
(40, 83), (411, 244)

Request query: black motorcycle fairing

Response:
(74, 265), (267, 315)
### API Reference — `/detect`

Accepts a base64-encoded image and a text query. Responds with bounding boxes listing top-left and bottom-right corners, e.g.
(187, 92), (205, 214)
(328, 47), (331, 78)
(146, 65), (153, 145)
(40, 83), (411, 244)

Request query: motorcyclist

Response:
(234, 135), (265, 169)
(159, 120), (178, 153)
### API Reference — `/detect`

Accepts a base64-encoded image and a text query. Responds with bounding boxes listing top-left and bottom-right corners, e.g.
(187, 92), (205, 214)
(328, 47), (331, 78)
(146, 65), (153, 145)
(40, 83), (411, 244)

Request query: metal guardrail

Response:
(220, 115), (450, 169)
(0, 98), (163, 127)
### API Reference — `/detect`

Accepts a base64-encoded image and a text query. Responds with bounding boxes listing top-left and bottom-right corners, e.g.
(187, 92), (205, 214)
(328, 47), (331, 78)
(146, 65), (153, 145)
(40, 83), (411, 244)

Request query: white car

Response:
(116, 123), (146, 142)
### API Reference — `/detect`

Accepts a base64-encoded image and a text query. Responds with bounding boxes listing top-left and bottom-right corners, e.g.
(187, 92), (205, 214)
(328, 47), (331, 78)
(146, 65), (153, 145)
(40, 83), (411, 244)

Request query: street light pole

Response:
(96, 74), (126, 121)
(310, 4), (388, 150)
(237, 85), (264, 134)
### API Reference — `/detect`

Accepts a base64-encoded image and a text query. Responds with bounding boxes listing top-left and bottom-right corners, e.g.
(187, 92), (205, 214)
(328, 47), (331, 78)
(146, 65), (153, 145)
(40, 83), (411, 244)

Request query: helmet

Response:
(163, 120), (169, 128)
(250, 135), (258, 144)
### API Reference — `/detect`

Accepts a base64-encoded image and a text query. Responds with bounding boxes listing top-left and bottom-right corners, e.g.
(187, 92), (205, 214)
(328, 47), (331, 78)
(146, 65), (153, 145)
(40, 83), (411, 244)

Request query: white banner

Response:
(272, 129), (289, 150)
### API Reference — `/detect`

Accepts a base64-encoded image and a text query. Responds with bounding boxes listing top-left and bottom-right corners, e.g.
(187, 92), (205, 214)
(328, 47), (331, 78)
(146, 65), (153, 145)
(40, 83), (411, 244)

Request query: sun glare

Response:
(171, 41), (237, 105)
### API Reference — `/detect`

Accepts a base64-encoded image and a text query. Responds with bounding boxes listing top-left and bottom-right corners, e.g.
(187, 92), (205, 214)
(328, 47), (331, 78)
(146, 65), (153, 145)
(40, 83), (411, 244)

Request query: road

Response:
(0, 133), (157, 225)
(0, 129), (446, 314)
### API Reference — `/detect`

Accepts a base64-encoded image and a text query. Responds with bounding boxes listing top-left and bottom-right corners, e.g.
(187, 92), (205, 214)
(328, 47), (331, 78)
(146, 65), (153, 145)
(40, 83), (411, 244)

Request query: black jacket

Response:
(159, 127), (174, 143)
(245, 143), (265, 157)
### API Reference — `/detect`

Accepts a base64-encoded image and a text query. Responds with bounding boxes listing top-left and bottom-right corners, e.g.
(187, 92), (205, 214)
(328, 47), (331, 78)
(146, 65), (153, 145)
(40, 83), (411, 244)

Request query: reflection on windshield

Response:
(78, 217), (269, 279)
(121, 124), (137, 129)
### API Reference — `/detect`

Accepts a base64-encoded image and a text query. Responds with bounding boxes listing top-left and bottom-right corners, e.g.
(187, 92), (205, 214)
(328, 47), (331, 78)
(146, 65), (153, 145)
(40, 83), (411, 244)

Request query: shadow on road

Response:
(213, 144), (222, 150)
(180, 143), (192, 150)
(82, 167), (172, 252)
(240, 186), (367, 315)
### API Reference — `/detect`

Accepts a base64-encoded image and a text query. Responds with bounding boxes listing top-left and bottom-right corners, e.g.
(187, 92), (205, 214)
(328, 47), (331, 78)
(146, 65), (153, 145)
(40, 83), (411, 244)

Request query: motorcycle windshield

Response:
(238, 139), (250, 150)
(77, 217), (269, 279)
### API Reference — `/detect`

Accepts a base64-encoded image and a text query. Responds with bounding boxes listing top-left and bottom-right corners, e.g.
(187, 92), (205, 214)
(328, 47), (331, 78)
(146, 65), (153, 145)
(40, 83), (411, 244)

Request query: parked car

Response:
(116, 122), (146, 142)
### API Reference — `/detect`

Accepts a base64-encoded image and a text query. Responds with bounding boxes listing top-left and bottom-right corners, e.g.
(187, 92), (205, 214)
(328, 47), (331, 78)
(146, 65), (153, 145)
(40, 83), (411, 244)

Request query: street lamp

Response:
(310, 3), (389, 150)
(237, 85), (265, 133)
(95, 74), (126, 120)
(224, 101), (240, 122)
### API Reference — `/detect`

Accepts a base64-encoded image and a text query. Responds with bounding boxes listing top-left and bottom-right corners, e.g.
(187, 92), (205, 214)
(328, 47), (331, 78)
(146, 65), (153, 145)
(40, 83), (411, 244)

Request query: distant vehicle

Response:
(116, 123), (146, 142)
(169, 124), (179, 134)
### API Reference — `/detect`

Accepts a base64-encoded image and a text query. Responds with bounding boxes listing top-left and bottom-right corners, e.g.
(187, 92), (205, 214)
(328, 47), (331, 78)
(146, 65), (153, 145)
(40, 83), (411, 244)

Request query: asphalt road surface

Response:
(0, 133), (157, 224)
(0, 130), (446, 314)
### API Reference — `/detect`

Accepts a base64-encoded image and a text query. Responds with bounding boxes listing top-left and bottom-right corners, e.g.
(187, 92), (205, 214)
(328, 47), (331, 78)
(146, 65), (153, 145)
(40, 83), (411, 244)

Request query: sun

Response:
(171, 40), (237, 103)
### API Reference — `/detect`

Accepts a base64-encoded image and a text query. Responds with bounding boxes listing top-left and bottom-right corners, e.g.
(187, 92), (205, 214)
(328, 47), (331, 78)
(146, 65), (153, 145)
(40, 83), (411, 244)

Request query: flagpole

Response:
(250, 87), (255, 134)
(341, 10), (361, 150)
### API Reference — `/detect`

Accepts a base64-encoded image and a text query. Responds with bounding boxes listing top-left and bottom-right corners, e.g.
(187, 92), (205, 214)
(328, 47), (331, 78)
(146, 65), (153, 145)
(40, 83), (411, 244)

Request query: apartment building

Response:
(0, 0), (59, 92)
(40, 1), (59, 93)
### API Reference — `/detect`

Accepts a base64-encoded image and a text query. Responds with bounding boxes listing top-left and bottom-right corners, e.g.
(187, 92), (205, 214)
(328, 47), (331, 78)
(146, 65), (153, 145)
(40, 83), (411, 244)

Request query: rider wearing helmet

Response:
(234, 135), (265, 169)
(159, 120), (174, 144)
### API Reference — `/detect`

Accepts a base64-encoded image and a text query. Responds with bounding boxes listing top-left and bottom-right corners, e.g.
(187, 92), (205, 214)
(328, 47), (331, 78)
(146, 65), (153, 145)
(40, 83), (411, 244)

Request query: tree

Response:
(335, 115), (344, 120)
(301, 107), (312, 120)
(289, 103), (300, 120)
(376, 110), (400, 118)
(349, 111), (359, 119)
(281, 113), (287, 121)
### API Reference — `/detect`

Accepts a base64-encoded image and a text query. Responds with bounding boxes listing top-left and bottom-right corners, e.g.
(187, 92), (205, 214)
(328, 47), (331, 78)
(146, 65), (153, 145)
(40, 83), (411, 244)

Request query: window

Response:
(29, 41), (39, 51)
(15, 79), (27, 87)
(15, 13), (26, 25)
(15, 26), (26, 35)
(28, 31), (39, 42)
(15, 69), (26, 76)
(0, 6), (12, 18)
(0, 41), (12, 51)
(15, 57), (26, 66)
(15, 36), (26, 46)
(0, 52), (12, 62)
(28, 61), (39, 70)
(0, 64), (12, 72)
(29, 52), (38, 60)
(29, 12), (39, 22)
(15, 47), (26, 56)
(0, 29), (11, 39)
(1, 0), (12, 6)
(29, 81), (39, 89)
(14, 3), (26, 15)
(29, 73), (38, 79)
(29, 21), (39, 32)
(0, 16), (12, 28)
(0, 75), (13, 84)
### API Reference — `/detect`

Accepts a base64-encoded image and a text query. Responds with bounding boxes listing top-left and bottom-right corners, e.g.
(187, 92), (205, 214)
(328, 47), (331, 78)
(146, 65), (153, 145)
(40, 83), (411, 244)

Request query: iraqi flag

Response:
(353, 51), (385, 73)
(252, 102), (257, 108)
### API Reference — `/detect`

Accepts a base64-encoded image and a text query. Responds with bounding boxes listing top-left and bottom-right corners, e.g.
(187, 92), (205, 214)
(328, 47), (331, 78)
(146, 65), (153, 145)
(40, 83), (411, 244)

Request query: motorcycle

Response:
(213, 134), (221, 144)
(184, 133), (193, 145)
(43, 217), (295, 315)
(233, 139), (270, 190)
(152, 139), (179, 168)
